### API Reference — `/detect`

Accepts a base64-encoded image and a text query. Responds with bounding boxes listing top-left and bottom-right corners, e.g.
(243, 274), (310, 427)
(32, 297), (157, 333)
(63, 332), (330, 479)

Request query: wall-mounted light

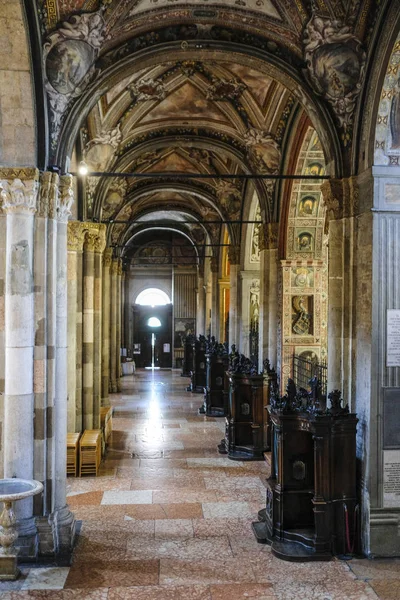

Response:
(78, 161), (88, 176)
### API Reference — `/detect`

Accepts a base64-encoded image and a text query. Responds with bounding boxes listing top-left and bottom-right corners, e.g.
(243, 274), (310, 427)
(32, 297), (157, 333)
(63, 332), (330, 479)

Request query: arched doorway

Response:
(132, 288), (172, 368)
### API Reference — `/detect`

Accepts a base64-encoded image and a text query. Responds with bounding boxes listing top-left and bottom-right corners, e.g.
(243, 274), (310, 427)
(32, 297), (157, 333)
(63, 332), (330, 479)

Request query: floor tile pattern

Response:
(1, 370), (399, 599)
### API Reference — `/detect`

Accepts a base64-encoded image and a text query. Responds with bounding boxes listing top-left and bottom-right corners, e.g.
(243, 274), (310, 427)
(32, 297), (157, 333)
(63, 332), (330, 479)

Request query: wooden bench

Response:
(79, 429), (102, 477)
(67, 432), (81, 477)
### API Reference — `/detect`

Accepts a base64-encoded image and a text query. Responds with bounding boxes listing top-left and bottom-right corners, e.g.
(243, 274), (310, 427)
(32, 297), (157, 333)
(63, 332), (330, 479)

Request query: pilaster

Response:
(259, 223), (279, 369)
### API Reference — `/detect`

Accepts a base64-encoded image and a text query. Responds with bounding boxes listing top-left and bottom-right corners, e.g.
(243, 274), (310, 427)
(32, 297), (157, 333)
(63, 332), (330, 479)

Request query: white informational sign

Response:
(383, 450), (400, 508)
(387, 310), (400, 367)
(163, 343), (170, 353)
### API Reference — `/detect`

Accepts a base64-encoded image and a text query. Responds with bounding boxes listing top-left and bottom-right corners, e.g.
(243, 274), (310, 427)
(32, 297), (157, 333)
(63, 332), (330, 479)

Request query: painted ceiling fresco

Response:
(34, 0), (388, 262)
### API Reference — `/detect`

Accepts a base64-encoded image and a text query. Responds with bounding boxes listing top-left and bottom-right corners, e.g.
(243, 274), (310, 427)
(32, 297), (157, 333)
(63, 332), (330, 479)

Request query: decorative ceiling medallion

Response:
(244, 128), (281, 173)
(206, 78), (246, 101)
(303, 13), (366, 144)
(129, 78), (166, 102)
(43, 10), (106, 152)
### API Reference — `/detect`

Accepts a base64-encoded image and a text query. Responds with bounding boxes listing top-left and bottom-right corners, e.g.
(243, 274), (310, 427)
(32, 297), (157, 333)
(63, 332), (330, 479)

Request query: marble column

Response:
(51, 174), (75, 552)
(82, 229), (96, 429)
(228, 246), (240, 348)
(0, 169), (39, 542)
(210, 256), (219, 338)
(67, 221), (85, 432)
(116, 259), (122, 392)
(93, 226), (106, 429)
(196, 267), (206, 336)
(259, 223), (279, 368)
(102, 248), (112, 406)
(110, 258), (118, 393)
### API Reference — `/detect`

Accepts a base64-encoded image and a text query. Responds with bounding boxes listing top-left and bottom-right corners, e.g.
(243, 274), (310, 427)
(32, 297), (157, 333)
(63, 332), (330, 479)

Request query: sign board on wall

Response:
(386, 310), (400, 366)
(383, 450), (400, 508)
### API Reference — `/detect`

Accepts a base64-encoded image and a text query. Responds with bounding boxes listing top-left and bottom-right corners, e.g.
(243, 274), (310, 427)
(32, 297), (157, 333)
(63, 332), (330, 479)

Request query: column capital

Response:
(94, 225), (107, 254)
(57, 174), (74, 223)
(321, 177), (359, 228)
(259, 222), (278, 251)
(67, 221), (86, 252)
(0, 168), (40, 214)
(228, 245), (240, 265)
(210, 256), (219, 273)
(103, 247), (113, 267)
(38, 171), (60, 218)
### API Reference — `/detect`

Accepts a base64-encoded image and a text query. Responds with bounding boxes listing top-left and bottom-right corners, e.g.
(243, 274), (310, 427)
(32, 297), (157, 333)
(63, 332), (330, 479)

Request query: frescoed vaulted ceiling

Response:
(32, 0), (389, 264)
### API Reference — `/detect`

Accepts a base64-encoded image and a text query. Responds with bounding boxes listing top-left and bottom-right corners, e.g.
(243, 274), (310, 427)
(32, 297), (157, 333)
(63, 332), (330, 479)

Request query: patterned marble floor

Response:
(1, 369), (399, 599)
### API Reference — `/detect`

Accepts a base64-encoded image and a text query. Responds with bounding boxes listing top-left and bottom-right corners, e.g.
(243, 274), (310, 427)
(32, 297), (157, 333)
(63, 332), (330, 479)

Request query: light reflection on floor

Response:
(1, 369), (398, 598)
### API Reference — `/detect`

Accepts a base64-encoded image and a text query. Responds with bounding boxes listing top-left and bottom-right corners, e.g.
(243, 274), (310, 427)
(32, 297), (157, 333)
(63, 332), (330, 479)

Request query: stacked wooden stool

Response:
(67, 433), (81, 477)
(79, 430), (102, 477)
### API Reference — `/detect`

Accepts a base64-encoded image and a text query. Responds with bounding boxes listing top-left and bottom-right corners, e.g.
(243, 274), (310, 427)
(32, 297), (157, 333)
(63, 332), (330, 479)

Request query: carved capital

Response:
(103, 247), (113, 267)
(228, 245), (240, 265)
(259, 222), (278, 251)
(57, 174), (74, 223)
(210, 256), (219, 273)
(67, 221), (85, 252)
(0, 168), (39, 214)
(321, 177), (359, 231)
(94, 224), (107, 253)
(38, 172), (51, 217)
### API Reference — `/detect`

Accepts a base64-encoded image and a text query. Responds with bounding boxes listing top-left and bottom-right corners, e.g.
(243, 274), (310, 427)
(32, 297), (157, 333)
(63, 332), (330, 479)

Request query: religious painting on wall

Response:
(296, 230), (314, 252)
(298, 195), (317, 217)
(292, 296), (313, 336)
(174, 319), (195, 348)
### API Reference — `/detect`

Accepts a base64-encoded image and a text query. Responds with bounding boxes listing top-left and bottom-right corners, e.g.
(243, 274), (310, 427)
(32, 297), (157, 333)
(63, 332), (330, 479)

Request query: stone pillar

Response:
(0, 205), (5, 480)
(82, 229), (96, 429)
(51, 174), (75, 552)
(67, 222), (85, 433)
(321, 179), (357, 402)
(210, 256), (219, 338)
(116, 259), (122, 392)
(102, 248), (112, 406)
(110, 258), (119, 393)
(45, 173), (58, 520)
(121, 269), (126, 352)
(259, 223), (279, 367)
(33, 172), (51, 516)
(93, 226), (106, 428)
(124, 265), (131, 355)
(228, 246), (240, 348)
(196, 267), (206, 336)
(0, 169), (39, 543)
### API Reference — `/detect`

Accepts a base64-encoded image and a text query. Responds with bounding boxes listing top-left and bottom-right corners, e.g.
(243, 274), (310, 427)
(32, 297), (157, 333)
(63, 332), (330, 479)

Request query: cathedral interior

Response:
(0, 0), (400, 597)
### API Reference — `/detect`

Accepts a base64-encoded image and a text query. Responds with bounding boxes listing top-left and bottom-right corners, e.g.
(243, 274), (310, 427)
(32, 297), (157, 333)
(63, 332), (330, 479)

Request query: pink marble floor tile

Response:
(159, 558), (257, 585)
(108, 585), (211, 600)
(65, 559), (159, 588)
(210, 583), (275, 600)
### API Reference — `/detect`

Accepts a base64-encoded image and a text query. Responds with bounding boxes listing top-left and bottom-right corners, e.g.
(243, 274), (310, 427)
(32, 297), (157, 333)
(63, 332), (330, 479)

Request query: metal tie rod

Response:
(70, 171), (329, 180)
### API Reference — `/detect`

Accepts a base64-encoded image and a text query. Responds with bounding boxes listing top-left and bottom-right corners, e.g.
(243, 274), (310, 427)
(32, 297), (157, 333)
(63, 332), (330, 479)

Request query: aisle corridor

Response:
(1, 370), (399, 598)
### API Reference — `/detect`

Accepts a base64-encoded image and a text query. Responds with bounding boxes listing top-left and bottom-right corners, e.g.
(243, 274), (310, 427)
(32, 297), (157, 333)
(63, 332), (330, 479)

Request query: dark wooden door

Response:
(132, 304), (172, 368)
